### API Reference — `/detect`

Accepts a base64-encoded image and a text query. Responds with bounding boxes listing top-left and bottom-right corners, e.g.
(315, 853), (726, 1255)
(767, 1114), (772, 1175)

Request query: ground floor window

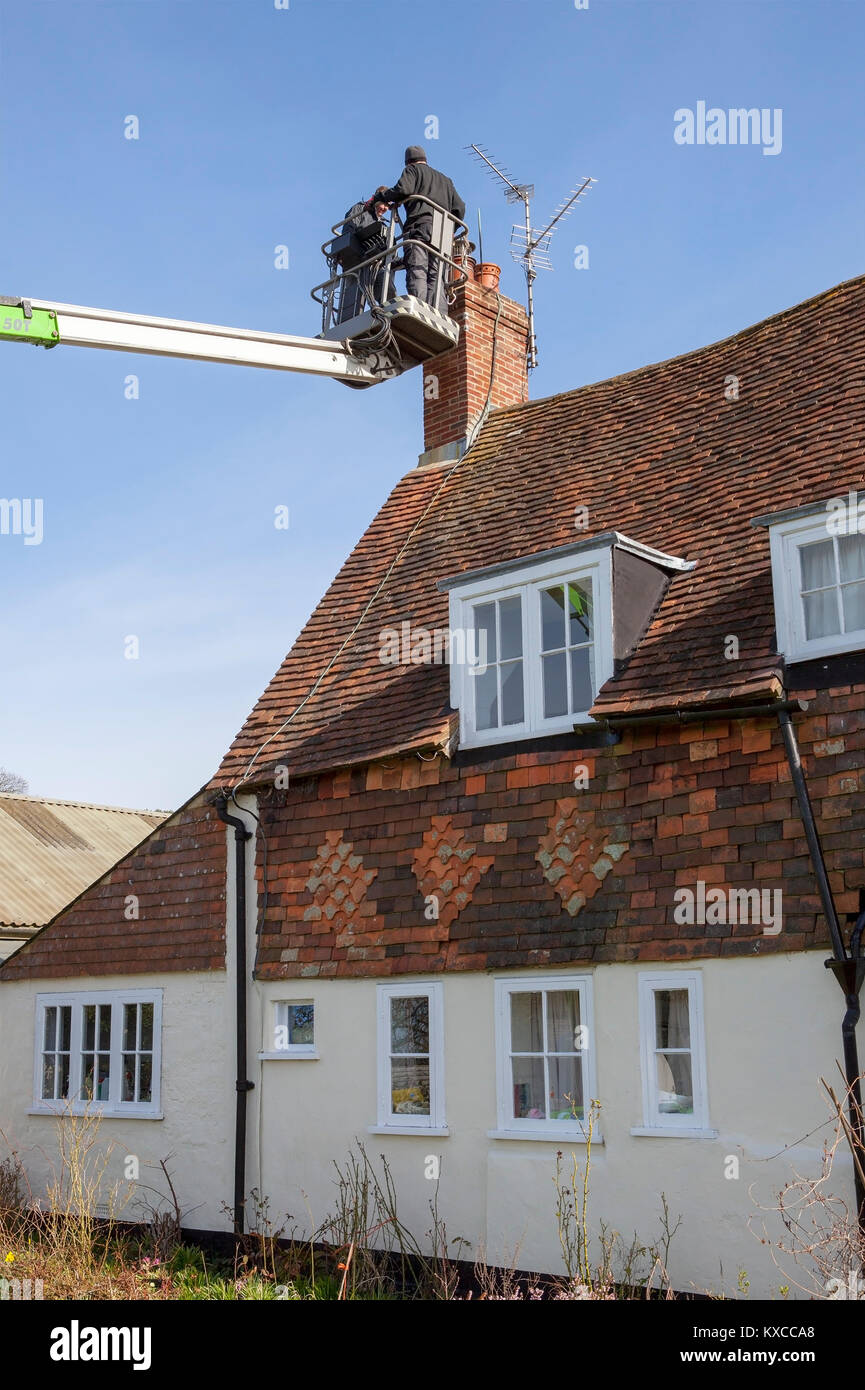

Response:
(493, 976), (596, 1137)
(637, 972), (709, 1132)
(33, 990), (162, 1117)
(376, 982), (445, 1130)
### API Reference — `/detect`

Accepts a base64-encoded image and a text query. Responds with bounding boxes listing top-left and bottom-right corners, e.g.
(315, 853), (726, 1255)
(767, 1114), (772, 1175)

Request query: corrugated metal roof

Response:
(0, 793), (169, 929)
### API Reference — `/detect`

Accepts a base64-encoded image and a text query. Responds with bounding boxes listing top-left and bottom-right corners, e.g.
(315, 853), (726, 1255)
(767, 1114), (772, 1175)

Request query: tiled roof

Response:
(0, 793), (168, 930)
(214, 275), (865, 787)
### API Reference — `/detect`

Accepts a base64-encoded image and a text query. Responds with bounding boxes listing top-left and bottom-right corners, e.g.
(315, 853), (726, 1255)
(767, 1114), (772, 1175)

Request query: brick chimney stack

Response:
(420, 269), (529, 463)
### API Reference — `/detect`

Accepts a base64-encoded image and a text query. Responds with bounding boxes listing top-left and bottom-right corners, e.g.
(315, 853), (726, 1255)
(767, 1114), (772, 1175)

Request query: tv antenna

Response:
(467, 144), (596, 370)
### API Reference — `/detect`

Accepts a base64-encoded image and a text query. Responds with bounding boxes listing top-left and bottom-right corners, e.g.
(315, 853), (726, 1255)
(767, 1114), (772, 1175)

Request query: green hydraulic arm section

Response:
(0, 298), (60, 347)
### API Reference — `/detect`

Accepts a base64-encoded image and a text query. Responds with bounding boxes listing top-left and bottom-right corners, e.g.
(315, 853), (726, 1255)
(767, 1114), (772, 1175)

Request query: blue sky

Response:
(1, 0), (862, 810)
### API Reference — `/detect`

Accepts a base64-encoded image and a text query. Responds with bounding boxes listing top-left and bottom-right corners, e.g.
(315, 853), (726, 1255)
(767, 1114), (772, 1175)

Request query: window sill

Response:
(784, 635), (865, 664)
(258, 1051), (319, 1061)
(368, 1125), (450, 1137)
(28, 1106), (163, 1120)
(488, 1128), (603, 1144)
(630, 1126), (717, 1139)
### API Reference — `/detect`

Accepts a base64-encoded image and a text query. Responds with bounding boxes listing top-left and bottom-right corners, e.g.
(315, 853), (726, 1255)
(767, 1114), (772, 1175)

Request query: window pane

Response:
(96, 1056), (111, 1101)
(567, 581), (593, 645)
(122, 1054), (136, 1102)
(44, 1007), (57, 1052)
(391, 1058), (430, 1114)
(510, 991), (543, 1052)
(140, 1003), (154, 1052)
(499, 595), (522, 660)
(139, 1055), (152, 1105)
(547, 991), (580, 1052)
(803, 588), (840, 639)
(655, 990), (690, 1049)
(80, 1061), (94, 1100)
(59, 1054), (70, 1099)
(842, 581), (865, 633)
(98, 1006), (112, 1051)
(123, 1004), (137, 1052)
(287, 1003), (314, 1045)
(474, 665), (498, 729)
(656, 1053), (693, 1113)
(42, 1056), (55, 1100)
(549, 1055), (583, 1119)
(60, 1007), (71, 1050)
(511, 1056), (545, 1119)
(570, 646), (594, 713)
(541, 586), (566, 651)
(501, 660), (524, 725)
(83, 1005), (95, 1051)
(839, 534), (865, 583)
(542, 651), (567, 717)
(799, 539), (835, 591)
(390, 996), (429, 1054)
(474, 602), (497, 663)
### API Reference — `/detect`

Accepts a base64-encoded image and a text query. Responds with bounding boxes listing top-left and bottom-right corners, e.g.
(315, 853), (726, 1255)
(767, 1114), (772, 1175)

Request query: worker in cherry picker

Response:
(371, 145), (465, 312)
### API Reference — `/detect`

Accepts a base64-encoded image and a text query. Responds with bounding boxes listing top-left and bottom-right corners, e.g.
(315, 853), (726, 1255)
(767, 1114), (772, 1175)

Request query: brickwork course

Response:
(2, 273), (863, 983)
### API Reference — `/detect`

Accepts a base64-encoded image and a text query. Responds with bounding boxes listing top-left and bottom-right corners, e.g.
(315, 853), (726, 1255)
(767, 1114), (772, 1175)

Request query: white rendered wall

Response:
(0, 968), (233, 1234)
(245, 951), (855, 1300)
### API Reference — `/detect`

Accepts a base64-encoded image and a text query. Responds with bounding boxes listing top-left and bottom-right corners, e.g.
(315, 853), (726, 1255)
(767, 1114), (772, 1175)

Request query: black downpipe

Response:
(777, 708), (865, 1232)
(215, 793), (254, 1236)
(777, 709), (845, 961)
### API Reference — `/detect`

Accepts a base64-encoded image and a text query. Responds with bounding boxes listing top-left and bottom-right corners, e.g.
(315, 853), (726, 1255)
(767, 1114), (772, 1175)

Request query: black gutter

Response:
(579, 698), (806, 732)
(215, 793), (254, 1236)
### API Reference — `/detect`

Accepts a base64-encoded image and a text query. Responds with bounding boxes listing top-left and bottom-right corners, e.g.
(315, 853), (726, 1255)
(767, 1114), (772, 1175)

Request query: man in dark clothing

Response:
(336, 199), (392, 320)
(373, 146), (465, 311)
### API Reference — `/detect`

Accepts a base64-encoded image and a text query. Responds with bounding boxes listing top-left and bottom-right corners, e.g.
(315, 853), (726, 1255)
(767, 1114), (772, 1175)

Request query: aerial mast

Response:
(468, 144), (596, 370)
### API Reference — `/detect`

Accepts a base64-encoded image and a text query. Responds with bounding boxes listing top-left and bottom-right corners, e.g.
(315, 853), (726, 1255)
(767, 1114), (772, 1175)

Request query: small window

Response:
(637, 973), (709, 1133)
(451, 548), (613, 748)
(33, 991), (162, 1118)
(376, 983), (445, 1130)
(493, 976), (596, 1138)
(763, 507), (865, 661)
(267, 1000), (316, 1058)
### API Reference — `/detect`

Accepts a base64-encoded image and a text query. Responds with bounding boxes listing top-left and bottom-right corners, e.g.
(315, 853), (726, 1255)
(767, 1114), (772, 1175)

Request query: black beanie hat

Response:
(405, 145), (427, 164)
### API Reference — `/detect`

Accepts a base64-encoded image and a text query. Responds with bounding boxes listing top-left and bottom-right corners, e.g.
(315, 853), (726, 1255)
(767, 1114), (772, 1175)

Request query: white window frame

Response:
(491, 975), (598, 1141)
(260, 999), (318, 1060)
(31, 989), (163, 1119)
(449, 546), (614, 749)
(768, 511), (865, 662)
(374, 982), (446, 1134)
(635, 972), (712, 1137)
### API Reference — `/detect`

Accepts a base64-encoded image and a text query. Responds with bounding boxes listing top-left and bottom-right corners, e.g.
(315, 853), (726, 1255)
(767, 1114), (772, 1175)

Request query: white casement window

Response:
(765, 508), (865, 662)
(636, 973), (711, 1135)
(375, 983), (445, 1132)
(32, 990), (162, 1118)
(260, 1000), (317, 1059)
(447, 546), (614, 748)
(492, 976), (596, 1140)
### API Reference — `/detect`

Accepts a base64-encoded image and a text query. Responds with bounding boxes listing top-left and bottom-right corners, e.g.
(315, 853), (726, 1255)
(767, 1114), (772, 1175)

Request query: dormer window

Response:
(440, 534), (693, 749)
(754, 498), (865, 662)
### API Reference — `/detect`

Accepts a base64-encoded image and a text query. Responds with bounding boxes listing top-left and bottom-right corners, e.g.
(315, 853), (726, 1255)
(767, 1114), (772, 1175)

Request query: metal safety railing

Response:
(311, 196), (469, 336)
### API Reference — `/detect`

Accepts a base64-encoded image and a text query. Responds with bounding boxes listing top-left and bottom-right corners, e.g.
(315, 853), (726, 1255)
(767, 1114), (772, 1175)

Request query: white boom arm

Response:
(5, 296), (390, 385)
